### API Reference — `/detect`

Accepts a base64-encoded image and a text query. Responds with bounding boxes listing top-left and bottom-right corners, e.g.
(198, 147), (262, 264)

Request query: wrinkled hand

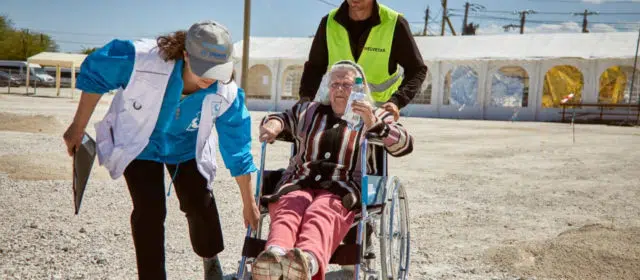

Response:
(243, 202), (260, 230)
(63, 123), (85, 156)
(351, 100), (377, 128)
(259, 120), (282, 143)
(381, 102), (400, 121)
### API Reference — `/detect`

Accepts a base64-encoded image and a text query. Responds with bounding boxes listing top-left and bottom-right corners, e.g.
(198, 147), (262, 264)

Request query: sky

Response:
(3, 0), (640, 53)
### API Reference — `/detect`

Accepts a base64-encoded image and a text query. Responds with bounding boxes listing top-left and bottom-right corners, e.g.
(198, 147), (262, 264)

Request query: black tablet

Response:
(72, 133), (96, 215)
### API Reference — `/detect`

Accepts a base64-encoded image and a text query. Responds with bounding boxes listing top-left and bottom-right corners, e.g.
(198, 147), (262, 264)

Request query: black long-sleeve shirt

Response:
(298, 1), (428, 108)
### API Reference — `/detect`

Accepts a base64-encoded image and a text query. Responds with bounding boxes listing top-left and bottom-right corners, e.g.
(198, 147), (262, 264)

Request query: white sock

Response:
(304, 251), (319, 276)
(266, 245), (286, 256)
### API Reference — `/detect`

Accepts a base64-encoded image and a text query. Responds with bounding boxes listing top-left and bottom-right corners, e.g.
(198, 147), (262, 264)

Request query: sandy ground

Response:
(0, 89), (639, 280)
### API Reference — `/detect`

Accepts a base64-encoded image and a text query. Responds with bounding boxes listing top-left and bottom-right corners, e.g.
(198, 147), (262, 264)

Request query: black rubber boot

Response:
(203, 256), (223, 280)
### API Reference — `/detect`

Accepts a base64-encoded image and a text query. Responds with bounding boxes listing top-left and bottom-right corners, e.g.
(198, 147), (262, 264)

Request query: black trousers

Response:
(123, 159), (224, 280)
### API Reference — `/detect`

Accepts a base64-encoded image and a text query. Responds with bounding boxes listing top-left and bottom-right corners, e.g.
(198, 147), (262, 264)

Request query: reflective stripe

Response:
(368, 68), (402, 93)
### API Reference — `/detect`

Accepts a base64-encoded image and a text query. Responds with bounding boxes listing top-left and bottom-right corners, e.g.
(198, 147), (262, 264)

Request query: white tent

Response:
(233, 32), (639, 122)
(27, 52), (87, 97)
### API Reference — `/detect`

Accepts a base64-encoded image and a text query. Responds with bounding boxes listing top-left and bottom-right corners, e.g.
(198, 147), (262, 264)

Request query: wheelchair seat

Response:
(258, 169), (387, 210)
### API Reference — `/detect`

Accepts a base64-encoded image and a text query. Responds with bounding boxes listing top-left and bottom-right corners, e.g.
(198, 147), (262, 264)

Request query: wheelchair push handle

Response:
(365, 132), (385, 146)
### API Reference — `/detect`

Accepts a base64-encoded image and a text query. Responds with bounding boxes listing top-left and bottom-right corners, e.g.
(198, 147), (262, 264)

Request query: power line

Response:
(467, 13), (640, 25)
(525, 0), (640, 3)
(313, 0), (338, 7)
(451, 8), (569, 15)
(573, 9), (598, 32)
(452, 8), (640, 16)
(54, 40), (105, 46)
(24, 28), (157, 38)
(595, 12), (640, 15)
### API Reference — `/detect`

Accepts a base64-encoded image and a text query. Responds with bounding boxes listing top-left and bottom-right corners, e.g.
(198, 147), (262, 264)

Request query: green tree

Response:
(81, 47), (98, 55)
(0, 15), (59, 60)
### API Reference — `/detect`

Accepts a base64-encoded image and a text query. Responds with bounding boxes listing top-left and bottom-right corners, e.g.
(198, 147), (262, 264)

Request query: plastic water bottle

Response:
(342, 77), (365, 130)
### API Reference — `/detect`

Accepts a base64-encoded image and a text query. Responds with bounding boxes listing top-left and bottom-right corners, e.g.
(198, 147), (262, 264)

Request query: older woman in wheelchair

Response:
(243, 60), (413, 280)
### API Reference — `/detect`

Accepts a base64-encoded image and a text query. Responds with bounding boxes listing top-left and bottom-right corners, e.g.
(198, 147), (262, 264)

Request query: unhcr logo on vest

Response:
(364, 46), (386, 53)
(186, 112), (201, 132)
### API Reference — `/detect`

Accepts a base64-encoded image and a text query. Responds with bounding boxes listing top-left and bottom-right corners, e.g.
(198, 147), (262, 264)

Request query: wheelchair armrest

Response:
(275, 130), (296, 143)
(365, 132), (385, 146)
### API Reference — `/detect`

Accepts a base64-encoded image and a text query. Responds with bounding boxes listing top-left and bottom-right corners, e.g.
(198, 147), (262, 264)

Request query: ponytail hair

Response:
(156, 30), (187, 61)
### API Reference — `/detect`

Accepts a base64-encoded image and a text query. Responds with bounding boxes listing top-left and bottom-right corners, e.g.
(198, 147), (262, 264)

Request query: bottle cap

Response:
(355, 77), (363, 84)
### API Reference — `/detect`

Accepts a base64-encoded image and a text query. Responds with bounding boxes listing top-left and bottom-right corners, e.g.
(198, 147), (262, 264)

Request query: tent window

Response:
(490, 66), (529, 107)
(415, 71), (432, 104)
(542, 65), (583, 108)
(598, 66), (640, 104)
(246, 64), (272, 100)
(443, 66), (478, 106)
(282, 65), (303, 100)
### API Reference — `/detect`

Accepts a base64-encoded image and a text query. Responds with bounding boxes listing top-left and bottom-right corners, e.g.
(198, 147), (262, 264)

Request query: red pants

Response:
(266, 188), (356, 280)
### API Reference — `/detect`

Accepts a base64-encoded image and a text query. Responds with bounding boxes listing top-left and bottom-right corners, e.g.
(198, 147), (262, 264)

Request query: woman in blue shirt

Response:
(62, 21), (259, 280)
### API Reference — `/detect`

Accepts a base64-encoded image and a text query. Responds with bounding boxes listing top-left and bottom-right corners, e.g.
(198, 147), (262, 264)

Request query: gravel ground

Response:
(0, 91), (639, 280)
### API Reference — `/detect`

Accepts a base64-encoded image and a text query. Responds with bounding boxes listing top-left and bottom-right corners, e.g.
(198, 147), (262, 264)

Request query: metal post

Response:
(241, 0), (251, 105)
(631, 27), (640, 125)
(572, 106), (576, 143)
(7, 69), (11, 95)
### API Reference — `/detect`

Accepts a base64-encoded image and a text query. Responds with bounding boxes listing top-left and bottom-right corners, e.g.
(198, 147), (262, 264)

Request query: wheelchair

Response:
(233, 130), (411, 280)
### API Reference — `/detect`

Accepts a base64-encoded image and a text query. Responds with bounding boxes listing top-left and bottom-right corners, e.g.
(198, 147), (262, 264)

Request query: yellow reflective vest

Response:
(326, 4), (403, 103)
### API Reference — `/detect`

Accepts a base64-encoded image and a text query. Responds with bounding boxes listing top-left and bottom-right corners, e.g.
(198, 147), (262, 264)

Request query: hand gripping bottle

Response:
(342, 77), (365, 130)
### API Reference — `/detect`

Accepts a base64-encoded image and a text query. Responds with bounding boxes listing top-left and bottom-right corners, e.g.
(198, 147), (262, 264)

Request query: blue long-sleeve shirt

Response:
(77, 39), (257, 177)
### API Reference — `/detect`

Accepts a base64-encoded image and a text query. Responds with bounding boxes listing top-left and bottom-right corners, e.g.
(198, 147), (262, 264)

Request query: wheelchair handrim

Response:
(379, 176), (410, 280)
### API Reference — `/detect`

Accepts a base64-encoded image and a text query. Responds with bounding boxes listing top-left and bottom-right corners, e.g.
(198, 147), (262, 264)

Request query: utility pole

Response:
(462, 2), (470, 35)
(573, 9), (598, 33)
(461, 3), (485, 35)
(440, 0), (456, 36)
(446, 17), (457, 36)
(241, 0), (251, 103)
(441, 0), (447, 36)
(517, 10), (536, 34)
(423, 6), (430, 36)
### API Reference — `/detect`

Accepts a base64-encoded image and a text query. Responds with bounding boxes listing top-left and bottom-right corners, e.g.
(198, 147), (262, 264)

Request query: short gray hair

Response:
(314, 60), (375, 106)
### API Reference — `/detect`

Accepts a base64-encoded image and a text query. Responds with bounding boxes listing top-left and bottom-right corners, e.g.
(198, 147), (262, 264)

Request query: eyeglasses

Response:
(330, 82), (354, 90)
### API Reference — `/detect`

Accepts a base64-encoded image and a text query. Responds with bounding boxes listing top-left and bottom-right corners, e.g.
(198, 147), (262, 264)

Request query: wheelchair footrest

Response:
(329, 243), (361, 265)
(241, 237), (362, 265)
(241, 237), (267, 259)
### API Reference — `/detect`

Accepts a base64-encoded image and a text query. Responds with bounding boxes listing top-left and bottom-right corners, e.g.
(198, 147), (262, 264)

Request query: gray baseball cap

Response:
(185, 20), (234, 82)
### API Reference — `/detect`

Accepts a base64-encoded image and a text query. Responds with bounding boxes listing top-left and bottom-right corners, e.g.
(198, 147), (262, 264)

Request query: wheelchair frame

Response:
(234, 132), (411, 280)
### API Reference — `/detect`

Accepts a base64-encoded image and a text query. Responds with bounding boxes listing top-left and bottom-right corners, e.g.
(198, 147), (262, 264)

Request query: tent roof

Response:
(414, 32), (638, 61)
(233, 32), (638, 62)
(27, 52), (87, 68)
(233, 37), (312, 60)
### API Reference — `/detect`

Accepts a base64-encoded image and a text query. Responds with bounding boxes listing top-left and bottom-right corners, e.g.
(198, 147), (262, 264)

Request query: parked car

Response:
(44, 66), (80, 87)
(0, 60), (55, 87)
(0, 70), (25, 87)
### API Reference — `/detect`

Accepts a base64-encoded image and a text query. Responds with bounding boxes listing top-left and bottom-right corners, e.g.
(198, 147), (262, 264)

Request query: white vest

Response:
(94, 38), (237, 187)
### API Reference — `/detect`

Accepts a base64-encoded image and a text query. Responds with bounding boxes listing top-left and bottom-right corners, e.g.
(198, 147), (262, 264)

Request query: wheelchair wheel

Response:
(379, 176), (410, 280)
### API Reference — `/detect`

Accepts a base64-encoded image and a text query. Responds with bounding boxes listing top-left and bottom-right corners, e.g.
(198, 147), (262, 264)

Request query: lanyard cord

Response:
(167, 162), (180, 197)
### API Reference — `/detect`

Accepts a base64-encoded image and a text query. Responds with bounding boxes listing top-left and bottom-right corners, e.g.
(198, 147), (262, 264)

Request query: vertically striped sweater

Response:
(261, 101), (413, 210)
